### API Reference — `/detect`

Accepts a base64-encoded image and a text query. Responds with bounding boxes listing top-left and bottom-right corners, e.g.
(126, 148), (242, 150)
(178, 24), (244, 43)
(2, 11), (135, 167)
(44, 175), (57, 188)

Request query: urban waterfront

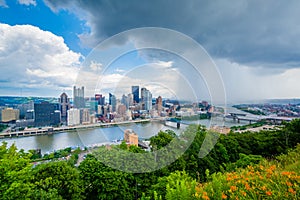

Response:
(0, 108), (248, 154)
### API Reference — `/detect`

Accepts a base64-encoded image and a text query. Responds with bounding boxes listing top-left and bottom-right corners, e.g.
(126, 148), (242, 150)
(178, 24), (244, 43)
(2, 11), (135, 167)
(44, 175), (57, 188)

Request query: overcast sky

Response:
(0, 0), (300, 103)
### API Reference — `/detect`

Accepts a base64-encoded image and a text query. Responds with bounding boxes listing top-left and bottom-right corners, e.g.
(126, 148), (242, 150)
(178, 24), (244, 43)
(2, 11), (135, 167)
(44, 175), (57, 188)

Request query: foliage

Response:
(31, 161), (83, 199)
(0, 124), (8, 132)
(0, 119), (300, 199)
(150, 130), (176, 150)
(194, 144), (300, 200)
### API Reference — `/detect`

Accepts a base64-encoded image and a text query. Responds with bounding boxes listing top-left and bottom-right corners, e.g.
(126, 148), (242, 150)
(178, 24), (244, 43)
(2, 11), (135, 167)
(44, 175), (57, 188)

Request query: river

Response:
(0, 107), (249, 154)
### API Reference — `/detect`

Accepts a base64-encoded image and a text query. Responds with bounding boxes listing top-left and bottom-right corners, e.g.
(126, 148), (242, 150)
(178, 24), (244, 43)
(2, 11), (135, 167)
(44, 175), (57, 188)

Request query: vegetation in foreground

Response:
(0, 119), (299, 199)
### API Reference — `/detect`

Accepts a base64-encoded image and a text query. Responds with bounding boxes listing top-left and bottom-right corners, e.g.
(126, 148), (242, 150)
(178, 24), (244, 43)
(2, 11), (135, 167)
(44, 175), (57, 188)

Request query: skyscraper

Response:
(128, 93), (133, 107)
(95, 94), (105, 105)
(73, 86), (85, 108)
(156, 96), (163, 115)
(141, 87), (152, 110)
(34, 102), (60, 127)
(59, 92), (70, 123)
(109, 93), (117, 112)
(67, 108), (80, 126)
(95, 94), (105, 113)
(132, 86), (139, 104)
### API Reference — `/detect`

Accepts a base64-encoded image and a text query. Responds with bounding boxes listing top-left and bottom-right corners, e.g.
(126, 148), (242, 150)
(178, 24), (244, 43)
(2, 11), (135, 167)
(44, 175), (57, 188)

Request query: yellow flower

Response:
(259, 165), (264, 170)
(245, 183), (250, 191)
(261, 186), (267, 191)
(240, 190), (247, 197)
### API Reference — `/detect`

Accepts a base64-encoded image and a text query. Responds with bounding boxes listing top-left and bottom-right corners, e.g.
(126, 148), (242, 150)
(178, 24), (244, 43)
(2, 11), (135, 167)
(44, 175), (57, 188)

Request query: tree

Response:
(150, 130), (176, 150)
(0, 142), (34, 200)
(31, 161), (83, 200)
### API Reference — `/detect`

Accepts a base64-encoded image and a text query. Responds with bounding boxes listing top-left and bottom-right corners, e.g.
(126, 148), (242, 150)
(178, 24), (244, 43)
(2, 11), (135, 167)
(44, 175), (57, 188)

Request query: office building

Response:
(128, 93), (133, 107)
(156, 96), (163, 115)
(73, 86), (85, 108)
(34, 102), (60, 127)
(132, 86), (139, 103)
(25, 110), (34, 120)
(17, 101), (34, 119)
(59, 92), (70, 123)
(121, 94), (128, 108)
(80, 108), (90, 124)
(95, 94), (105, 105)
(67, 108), (80, 126)
(109, 93), (117, 112)
(124, 129), (138, 146)
(1, 108), (20, 122)
(95, 94), (105, 113)
(141, 87), (152, 110)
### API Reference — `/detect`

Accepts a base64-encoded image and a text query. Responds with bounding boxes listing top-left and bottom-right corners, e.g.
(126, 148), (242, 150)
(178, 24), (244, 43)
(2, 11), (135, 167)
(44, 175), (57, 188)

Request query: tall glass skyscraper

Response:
(131, 86), (139, 103)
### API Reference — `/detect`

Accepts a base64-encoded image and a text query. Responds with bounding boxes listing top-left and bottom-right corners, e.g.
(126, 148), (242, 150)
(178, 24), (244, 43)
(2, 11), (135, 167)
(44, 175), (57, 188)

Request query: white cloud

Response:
(155, 61), (173, 68)
(89, 60), (102, 71)
(0, 23), (82, 96)
(0, 0), (8, 8)
(18, 0), (37, 6)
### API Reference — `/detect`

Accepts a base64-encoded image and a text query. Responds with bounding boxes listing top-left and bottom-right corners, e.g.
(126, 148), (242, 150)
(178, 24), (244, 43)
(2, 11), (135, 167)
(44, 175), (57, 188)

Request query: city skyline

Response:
(0, 1), (300, 103)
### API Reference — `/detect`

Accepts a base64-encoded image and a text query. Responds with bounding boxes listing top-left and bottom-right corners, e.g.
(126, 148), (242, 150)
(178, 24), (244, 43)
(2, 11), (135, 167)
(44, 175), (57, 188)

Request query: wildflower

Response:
(240, 191), (246, 196)
(286, 181), (293, 187)
(245, 183), (250, 191)
(266, 191), (272, 196)
(230, 186), (237, 192)
(221, 193), (227, 199)
(288, 188), (296, 195)
(202, 194), (210, 200)
(281, 171), (291, 176)
(261, 186), (266, 191)
(259, 165), (264, 170)
(269, 165), (276, 171)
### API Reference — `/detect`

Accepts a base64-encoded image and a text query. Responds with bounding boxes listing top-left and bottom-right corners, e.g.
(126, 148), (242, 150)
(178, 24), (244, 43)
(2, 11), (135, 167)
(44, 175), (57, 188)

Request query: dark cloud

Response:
(44, 0), (300, 70)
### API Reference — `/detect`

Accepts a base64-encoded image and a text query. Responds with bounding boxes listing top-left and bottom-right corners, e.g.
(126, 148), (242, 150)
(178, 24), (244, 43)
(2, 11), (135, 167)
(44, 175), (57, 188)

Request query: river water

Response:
(0, 107), (248, 154)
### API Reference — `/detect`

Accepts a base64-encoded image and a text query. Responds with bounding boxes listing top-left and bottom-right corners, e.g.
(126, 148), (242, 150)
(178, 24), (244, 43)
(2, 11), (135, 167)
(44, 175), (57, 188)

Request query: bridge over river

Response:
(225, 112), (294, 124)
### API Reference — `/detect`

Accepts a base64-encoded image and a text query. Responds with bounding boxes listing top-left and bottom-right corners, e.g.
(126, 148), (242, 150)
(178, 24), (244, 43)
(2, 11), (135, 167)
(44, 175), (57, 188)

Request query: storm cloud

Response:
(44, 0), (300, 70)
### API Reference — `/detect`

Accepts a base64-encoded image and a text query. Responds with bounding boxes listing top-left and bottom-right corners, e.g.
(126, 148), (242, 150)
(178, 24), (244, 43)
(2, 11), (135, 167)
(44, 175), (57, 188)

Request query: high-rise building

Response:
(1, 108), (20, 122)
(95, 94), (105, 105)
(132, 86), (139, 103)
(67, 108), (80, 126)
(73, 86), (85, 108)
(59, 92), (70, 123)
(80, 108), (90, 124)
(34, 102), (60, 127)
(17, 101), (34, 119)
(95, 94), (105, 113)
(109, 93), (117, 112)
(121, 94), (128, 108)
(128, 93), (133, 107)
(156, 96), (163, 115)
(25, 110), (34, 120)
(141, 87), (152, 110)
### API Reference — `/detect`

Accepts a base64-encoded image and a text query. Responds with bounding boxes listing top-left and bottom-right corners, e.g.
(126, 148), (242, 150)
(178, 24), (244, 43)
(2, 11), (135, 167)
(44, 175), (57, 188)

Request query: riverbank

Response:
(0, 118), (154, 139)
